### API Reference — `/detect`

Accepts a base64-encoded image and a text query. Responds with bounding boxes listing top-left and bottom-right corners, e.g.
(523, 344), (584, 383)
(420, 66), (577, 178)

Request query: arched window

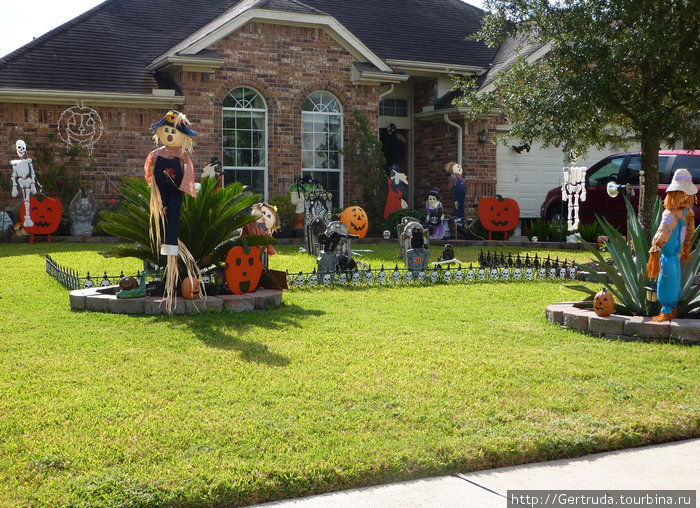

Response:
(222, 86), (267, 198)
(301, 91), (343, 208)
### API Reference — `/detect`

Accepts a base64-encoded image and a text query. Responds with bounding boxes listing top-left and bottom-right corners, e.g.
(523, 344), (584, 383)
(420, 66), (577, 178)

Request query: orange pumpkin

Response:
(181, 276), (201, 300)
(19, 195), (63, 235)
(477, 195), (520, 233)
(593, 288), (615, 316)
(225, 244), (264, 295)
(340, 206), (368, 238)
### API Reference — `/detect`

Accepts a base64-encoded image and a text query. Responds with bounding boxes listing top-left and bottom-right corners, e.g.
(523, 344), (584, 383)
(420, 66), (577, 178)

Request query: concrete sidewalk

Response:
(254, 438), (699, 507)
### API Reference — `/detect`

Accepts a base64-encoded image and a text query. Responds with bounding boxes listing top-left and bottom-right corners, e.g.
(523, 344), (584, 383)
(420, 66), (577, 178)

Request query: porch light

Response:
(478, 129), (488, 144)
(645, 284), (658, 303)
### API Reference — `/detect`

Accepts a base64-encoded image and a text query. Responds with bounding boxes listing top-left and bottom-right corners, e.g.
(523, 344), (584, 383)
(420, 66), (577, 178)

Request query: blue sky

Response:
(0, 0), (486, 59)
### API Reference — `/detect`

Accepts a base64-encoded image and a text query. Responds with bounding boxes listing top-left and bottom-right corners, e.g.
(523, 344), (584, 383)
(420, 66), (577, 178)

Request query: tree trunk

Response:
(638, 136), (661, 244)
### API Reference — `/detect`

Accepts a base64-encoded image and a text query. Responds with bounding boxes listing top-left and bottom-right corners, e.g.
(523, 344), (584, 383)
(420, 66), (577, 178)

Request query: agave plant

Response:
(571, 197), (700, 317)
(99, 176), (272, 267)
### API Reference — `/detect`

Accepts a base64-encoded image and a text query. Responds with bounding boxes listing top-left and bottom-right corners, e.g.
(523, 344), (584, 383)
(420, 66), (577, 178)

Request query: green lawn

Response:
(0, 242), (698, 507)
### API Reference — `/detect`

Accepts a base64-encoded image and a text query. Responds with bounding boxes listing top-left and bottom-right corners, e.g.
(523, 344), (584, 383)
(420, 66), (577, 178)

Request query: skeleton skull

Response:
(16, 140), (27, 158)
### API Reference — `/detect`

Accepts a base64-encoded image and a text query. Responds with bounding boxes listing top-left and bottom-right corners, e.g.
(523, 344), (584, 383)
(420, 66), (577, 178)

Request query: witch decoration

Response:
(424, 188), (445, 239)
(646, 168), (697, 321)
(144, 110), (203, 312)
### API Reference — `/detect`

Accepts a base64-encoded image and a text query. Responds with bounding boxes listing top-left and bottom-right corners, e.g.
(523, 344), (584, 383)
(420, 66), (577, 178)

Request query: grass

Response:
(0, 242), (698, 506)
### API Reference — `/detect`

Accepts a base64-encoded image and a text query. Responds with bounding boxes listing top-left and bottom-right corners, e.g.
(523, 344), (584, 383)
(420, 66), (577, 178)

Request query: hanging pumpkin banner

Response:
(18, 194), (63, 243)
(225, 243), (264, 295)
(339, 206), (368, 238)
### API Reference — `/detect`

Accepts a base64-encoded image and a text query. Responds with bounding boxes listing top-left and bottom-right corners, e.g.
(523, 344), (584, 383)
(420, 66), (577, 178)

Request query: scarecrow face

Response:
(159, 125), (186, 148)
(257, 205), (276, 231)
(452, 164), (462, 176)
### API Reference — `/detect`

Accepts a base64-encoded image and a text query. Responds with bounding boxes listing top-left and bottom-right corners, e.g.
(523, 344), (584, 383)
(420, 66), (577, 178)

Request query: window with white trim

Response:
(222, 86), (267, 198)
(301, 91), (343, 208)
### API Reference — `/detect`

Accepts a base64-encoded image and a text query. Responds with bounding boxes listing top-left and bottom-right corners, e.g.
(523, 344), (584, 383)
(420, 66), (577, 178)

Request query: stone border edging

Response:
(546, 302), (700, 344)
(70, 286), (282, 315)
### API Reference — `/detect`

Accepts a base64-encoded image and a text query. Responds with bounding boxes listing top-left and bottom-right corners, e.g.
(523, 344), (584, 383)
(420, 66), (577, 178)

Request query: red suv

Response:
(540, 150), (700, 230)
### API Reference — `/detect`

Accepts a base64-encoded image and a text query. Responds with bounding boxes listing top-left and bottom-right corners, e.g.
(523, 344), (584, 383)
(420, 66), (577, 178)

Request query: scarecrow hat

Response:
(667, 168), (698, 195)
(151, 110), (197, 137)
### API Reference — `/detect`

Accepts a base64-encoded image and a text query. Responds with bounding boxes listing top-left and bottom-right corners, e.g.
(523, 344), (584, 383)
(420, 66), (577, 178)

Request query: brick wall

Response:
(0, 21), (380, 215)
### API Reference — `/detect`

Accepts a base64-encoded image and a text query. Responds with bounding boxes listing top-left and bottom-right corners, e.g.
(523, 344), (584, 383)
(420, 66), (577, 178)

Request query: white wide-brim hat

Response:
(667, 168), (698, 195)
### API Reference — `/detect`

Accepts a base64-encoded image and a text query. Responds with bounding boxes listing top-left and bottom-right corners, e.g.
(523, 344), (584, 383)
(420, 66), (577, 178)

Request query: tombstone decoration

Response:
(10, 140), (40, 228)
(562, 165), (587, 231)
(304, 188), (333, 256)
(57, 101), (103, 151)
(290, 176), (322, 237)
(18, 194), (62, 244)
(424, 188), (445, 240)
(69, 190), (97, 236)
(144, 110), (203, 312)
(397, 216), (429, 267)
(405, 224), (430, 273)
(477, 195), (521, 240)
(316, 221), (359, 275)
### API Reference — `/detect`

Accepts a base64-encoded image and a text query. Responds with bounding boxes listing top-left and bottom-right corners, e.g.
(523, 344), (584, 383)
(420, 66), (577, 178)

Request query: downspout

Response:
(443, 114), (462, 166)
(379, 84), (394, 99)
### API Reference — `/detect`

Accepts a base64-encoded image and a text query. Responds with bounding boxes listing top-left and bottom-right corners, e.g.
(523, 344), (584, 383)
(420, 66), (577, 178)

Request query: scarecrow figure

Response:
(242, 202), (280, 259)
(11, 140), (40, 228)
(647, 168), (697, 321)
(445, 162), (466, 221)
(424, 188), (445, 239)
(144, 110), (202, 312)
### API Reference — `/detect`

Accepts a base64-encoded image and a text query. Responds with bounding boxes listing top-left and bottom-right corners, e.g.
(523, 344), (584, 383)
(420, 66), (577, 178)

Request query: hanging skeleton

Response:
(144, 110), (202, 313)
(562, 166), (587, 231)
(11, 140), (40, 228)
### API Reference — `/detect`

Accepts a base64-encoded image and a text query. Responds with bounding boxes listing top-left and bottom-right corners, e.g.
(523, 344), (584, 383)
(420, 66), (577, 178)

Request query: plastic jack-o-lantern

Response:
(477, 195), (520, 240)
(225, 244), (264, 295)
(339, 206), (368, 238)
(19, 194), (63, 244)
(181, 276), (201, 300)
(593, 287), (615, 316)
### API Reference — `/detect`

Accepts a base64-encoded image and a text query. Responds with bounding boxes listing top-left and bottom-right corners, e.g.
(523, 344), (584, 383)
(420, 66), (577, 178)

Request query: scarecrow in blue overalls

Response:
(647, 168), (697, 321)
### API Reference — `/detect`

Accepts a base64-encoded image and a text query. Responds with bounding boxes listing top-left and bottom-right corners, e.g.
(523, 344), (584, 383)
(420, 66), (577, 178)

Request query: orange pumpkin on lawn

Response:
(19, 194), (63, 243)
(477, 195), (520, 240)
(340, 206), (368, 238)
(225, 244), (264, 295)
(593, 288), (615, 316)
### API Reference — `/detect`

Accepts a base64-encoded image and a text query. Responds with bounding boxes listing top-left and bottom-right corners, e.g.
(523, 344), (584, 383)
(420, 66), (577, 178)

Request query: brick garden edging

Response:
(546, 302), (700, 344)
(70, 286), (282, 315)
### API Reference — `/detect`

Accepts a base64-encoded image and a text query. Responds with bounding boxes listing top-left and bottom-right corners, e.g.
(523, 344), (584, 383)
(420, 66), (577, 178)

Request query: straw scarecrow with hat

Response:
(647, 168), (697, 321)
(144, 110), (203, 312)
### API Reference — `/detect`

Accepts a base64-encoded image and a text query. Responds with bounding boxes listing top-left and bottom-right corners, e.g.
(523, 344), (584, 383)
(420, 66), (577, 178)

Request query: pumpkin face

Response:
(19, 195), (63, 235)
(181, 276), (201, 300)
(225, 245), (264, 295)
(593, 288), (615, 316)
(340, 206), (368, 238)
(477, 196), (520, 232)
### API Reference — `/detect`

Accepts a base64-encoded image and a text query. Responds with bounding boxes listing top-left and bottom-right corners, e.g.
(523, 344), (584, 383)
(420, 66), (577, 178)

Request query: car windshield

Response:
(586, 157), (624, 186)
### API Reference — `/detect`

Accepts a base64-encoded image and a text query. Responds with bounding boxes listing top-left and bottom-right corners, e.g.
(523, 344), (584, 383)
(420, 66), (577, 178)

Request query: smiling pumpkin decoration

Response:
(181, 276), (201, 300)
(225, 242), (264, 295)
(18, 194), (63, 244)
(340, 206), (368, 238)
(477, 195), (520, 240)
(593, 288), (615, 316)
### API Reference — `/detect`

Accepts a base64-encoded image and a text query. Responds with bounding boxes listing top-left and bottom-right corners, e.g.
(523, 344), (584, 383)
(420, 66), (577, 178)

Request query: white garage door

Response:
(496, 141), (641, 218)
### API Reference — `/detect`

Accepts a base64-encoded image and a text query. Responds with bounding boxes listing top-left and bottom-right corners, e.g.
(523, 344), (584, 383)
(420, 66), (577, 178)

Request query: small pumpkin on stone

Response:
(593, 287), (615, 316)
(181, 276), (201, 300)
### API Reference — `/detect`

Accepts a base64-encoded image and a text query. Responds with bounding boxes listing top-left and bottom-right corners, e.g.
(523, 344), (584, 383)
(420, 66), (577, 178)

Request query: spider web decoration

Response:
(57, 101), (103, 151)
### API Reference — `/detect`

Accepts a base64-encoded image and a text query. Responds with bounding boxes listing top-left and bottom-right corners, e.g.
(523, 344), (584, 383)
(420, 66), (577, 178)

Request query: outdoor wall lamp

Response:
(478, 129), (488, 144)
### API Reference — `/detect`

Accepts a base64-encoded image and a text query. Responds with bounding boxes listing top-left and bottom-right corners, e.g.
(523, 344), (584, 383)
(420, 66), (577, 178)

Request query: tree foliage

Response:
(454, 0), (699, 238)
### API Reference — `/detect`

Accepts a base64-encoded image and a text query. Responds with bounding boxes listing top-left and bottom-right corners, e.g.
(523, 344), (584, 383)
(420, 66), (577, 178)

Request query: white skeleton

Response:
(11, 140), (41, 228)
(562, 166), (587, 231)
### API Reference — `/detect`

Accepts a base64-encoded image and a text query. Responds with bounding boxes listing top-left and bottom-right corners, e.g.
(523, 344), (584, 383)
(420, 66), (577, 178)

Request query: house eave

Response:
(147, 55), (225, 73)
(385, 59), (487, 76)
(0, 88), (185, 108)
(351, 68), (409, 86)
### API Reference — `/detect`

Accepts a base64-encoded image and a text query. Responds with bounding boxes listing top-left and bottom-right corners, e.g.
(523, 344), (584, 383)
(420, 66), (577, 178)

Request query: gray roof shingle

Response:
(0, 0), (497, 94)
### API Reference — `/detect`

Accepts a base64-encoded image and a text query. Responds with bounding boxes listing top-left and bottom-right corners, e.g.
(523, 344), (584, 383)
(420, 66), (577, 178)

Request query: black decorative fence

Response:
(46, 255), (146, 290)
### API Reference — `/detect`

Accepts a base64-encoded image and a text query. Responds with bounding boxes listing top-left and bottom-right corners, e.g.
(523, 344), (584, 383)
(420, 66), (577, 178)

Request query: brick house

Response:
(1, 0), (505, 222)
